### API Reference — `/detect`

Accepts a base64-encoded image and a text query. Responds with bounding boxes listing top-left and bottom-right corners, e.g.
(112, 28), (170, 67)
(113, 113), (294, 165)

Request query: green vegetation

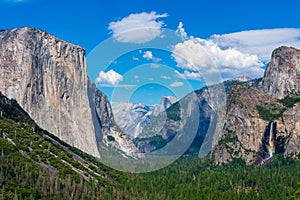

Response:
(279, 96), (300, 108)
(134, 135), (174, 151)
(256, 95), (300, 121)
(1, 116), (300, 199)
(107, 135), (115, 142)
(256, 104), (286, 121)
(115, 156), (300, 200)
(166, 101), (181, 121)
(1, 92), (300, 199)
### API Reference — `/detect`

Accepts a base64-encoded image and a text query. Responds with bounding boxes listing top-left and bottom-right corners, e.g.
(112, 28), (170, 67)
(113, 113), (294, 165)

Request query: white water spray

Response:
(265, 122), (275, 161)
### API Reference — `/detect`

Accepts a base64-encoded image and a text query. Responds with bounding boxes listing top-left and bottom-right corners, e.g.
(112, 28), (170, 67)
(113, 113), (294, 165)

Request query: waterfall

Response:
(265, 121), (275, 161)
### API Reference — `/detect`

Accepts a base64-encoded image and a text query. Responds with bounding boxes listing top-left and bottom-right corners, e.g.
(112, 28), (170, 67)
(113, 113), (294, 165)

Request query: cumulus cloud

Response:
(172, 27), (300, 80)
(176, 22), (187, 39)
(143, 51), (153, 60)
(175, 70), (202, 80)
(172, 37), (264, 79)
(108, 11), (168, 43)
(142, 50), (162, 62)
(95, 70), (123, 87)
(211, 28), (300, 62)
(170, 81), (184, 87)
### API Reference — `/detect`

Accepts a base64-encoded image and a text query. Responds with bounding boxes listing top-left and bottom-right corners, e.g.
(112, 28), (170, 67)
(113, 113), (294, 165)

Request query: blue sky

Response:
(1, 0), (300, 105)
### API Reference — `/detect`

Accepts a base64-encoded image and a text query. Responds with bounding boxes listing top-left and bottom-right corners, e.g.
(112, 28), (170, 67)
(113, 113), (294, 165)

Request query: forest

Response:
(0, 92), (300, 200)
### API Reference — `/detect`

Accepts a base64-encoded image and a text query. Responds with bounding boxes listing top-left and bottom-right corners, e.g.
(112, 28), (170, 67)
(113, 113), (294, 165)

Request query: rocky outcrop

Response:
(89, 82), (139, 157)
(260, 46), (300, 99)
(212, 46), (300, 164)
(212, 85), (272, 164)
(281, 103), (300, 156)
(0, 27), (137, 158)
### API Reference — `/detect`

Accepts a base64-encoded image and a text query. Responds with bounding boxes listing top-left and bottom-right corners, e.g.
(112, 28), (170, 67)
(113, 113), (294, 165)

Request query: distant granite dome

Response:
(0, 27), (138, 158)
(112, 96), (178, 138)
(160, 96), (178, 110)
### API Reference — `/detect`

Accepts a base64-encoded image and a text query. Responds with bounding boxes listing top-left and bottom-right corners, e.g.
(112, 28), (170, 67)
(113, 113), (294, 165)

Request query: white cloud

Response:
(172, 27), (300, 80)
(176, 22), (187, 39)
(143, 51), (153, 60)
(95, 70), (123, 87)
(210, 28), (300, 62)
(172, 39), (213, 71)
(161, 75), (171, 79)
(148, 77), (154, 81)
(134, 75), (139, 79)
(142, 50), (162, 62)
(152, 57), (162, 62)
(108, 11), (168, 44)
(172, 37), (264, 79)
(175, 70), (202, 80)
(132, 56), (139, 61)
(170, 81), (184, 87)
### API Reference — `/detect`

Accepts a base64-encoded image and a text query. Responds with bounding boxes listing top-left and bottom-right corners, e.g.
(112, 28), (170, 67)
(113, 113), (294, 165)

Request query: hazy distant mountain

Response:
(112, 96), (178, 138)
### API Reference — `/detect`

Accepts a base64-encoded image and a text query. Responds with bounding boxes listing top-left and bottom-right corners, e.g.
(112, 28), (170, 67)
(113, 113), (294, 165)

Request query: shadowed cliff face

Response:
(88, 81), (139, 158)
(255, 121), (278, 165)
(0, 27), (138, 158)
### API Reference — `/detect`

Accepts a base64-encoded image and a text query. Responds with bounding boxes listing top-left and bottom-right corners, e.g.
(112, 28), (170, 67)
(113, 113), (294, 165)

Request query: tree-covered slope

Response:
(1, 91), (300, 200)
(0, 92), (119, 199)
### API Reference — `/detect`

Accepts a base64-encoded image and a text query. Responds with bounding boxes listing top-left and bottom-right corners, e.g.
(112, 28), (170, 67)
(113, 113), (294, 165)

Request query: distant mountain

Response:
(112, 96), (178, 138)
(134, 47), (300, 164)
(0, 27), (138, 158)
(133, 78), (260, 155)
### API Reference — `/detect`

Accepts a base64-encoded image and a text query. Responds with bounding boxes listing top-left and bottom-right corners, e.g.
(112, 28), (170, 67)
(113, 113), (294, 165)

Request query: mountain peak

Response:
(0, 27), (83, 52)
(160, 96), (178, 109)
(260, 46), (300, 99)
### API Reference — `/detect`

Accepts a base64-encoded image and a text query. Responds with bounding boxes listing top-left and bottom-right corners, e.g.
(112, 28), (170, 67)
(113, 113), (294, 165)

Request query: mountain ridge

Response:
(112, 96), (178, 138)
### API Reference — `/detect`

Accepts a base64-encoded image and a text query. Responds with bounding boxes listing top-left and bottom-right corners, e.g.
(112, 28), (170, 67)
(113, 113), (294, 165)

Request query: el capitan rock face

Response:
(0, 27), (137, 157)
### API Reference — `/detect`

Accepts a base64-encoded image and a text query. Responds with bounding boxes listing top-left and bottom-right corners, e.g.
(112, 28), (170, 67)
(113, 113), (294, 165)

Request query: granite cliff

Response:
(0, 27), (138, 157)
(212, 46), (300, 164)
(260, 46), (300, 99)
